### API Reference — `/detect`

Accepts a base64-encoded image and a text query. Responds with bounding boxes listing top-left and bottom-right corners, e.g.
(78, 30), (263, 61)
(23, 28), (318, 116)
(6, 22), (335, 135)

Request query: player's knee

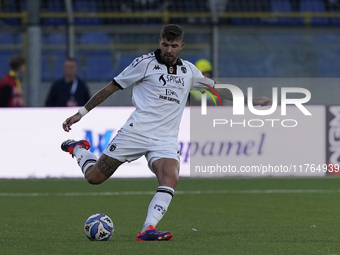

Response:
(169, 167), (179, 187)
(86, 174), (104, 185)
(87, 177), (101, 185)
(170, 175), (179, 188)
(161, 173), (179, 189)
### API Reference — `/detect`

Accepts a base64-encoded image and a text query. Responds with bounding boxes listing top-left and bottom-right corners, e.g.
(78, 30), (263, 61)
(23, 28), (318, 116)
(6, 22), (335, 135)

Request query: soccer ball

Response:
(84, 213), (114, 241)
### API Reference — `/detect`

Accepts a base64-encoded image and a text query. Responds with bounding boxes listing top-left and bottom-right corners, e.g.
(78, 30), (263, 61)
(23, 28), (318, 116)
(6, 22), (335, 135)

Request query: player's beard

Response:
(162, 53), (177, 65)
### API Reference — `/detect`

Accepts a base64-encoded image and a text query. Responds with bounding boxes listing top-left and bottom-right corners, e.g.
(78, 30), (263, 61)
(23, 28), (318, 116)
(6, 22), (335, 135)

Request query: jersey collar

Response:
(154, 49), (183, 66)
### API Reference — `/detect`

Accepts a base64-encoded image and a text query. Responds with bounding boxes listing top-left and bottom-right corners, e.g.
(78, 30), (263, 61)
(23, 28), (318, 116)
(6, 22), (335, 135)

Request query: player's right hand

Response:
(62, 113), (82, 132)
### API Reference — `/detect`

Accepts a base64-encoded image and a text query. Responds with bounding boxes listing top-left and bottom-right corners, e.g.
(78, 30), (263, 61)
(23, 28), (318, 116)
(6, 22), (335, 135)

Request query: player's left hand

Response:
(62, 112), (82, 132)
(252, 96), (271, 106)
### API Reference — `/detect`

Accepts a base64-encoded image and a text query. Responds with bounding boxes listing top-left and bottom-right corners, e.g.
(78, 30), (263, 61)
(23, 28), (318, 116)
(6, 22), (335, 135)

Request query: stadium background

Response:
(1, 1), (340, 254)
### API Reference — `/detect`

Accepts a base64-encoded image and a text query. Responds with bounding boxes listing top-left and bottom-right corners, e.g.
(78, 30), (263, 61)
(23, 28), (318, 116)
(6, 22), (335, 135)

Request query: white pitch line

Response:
(1, 189), (340, 197)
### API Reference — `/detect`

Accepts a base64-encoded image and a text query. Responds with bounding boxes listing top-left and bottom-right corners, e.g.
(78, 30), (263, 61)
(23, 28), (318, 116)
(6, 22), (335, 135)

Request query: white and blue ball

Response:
(84, 213), (114, 241)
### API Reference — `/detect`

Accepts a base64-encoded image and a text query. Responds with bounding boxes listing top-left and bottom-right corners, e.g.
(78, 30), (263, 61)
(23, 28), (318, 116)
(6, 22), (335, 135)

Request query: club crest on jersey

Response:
(169, 66), (174, 73)
(181, 66), (187, 73)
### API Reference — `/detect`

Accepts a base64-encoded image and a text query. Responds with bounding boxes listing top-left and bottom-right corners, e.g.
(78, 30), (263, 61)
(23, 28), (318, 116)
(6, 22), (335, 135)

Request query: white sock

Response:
(73, 146), (97, 175)
(141, 186), (174, 232)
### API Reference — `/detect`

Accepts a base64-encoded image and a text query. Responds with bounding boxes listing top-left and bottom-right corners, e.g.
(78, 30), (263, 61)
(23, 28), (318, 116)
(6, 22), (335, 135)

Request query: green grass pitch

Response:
(0, 177), (340, 255)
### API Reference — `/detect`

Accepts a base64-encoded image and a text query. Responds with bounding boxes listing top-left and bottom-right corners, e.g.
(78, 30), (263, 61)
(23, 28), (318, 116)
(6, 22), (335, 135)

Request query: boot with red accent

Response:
(136, 225), (172, 241)
(61, 139), (91, 157)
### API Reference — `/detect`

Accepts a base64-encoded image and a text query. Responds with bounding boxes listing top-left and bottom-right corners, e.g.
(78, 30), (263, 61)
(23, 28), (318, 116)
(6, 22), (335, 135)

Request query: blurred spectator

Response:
(195, 59), (212, 78)
(188, 59), (213, 106)
(0, 55), (25, 107)
(45, 58), (90, 107)
(325, 0), (340, 10)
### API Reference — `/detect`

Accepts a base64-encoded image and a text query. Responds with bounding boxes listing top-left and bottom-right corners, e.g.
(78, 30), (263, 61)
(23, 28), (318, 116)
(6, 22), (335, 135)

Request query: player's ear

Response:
(180, 42), (185, 50)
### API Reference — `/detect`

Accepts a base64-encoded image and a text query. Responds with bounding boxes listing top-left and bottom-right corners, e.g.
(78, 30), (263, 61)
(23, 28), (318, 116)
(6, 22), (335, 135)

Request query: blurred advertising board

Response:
(190, 105), (326, 177)
(325, 106), (340, 175)
(0, 106), (326, 178)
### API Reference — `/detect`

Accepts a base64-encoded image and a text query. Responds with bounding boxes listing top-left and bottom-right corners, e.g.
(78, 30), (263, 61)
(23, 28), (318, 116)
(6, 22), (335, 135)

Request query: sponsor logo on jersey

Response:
(159, 74), (166, 86)
(159, 95), (180, 104)
(153, 65), (161, 70)
(181, 66), (187, 73)
(159, 74), (184, 86)
(166, 89), (178, 97)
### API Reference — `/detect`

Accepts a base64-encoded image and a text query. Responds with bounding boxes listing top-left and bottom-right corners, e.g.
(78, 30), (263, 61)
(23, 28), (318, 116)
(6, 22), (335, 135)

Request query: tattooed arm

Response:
(214, 88), (234, 102)
(215, 88), (248, 104)
(84, 81), (120, 111)
(62, 81), (120, 132)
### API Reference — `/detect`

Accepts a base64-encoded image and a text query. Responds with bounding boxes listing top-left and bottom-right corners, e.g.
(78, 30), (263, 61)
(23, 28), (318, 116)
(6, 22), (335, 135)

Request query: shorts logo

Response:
(181, 66), (187, 73)
(109, 143), (117, 152)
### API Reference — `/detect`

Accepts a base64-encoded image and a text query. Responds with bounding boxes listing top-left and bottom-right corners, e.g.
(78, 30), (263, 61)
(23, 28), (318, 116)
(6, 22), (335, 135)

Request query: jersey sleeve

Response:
(187, 62), (215, 90)
(113, 56), (150, 89)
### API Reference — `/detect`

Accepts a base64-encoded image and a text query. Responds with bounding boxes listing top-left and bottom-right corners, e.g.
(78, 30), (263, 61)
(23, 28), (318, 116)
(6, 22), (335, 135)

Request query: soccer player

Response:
(61, 24), (271, 241)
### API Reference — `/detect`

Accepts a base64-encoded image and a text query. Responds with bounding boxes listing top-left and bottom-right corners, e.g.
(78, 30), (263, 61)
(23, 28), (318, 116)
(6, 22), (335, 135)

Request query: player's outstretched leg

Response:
(137, 158), (179, 241)
(61, 139), (97, 175)
(61, 139), (123, 185)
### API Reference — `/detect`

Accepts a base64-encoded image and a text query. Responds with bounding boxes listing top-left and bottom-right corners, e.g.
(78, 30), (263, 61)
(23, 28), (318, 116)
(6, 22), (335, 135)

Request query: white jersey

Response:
(113, 49), (214, 142)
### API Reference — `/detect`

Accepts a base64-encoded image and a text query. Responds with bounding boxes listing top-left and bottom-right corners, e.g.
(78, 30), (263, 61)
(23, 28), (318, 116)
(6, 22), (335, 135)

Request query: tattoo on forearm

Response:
(85, 89), (113, 111)
(216, 88), (233, 101)
(215, 88), (248, 103)
(97, 155), (123, 177)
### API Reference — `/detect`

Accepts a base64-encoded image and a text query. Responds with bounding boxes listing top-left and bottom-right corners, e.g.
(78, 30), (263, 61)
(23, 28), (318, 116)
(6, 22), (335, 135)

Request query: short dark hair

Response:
(9, 56), (25, 71)
(160, 24), (184, 42)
